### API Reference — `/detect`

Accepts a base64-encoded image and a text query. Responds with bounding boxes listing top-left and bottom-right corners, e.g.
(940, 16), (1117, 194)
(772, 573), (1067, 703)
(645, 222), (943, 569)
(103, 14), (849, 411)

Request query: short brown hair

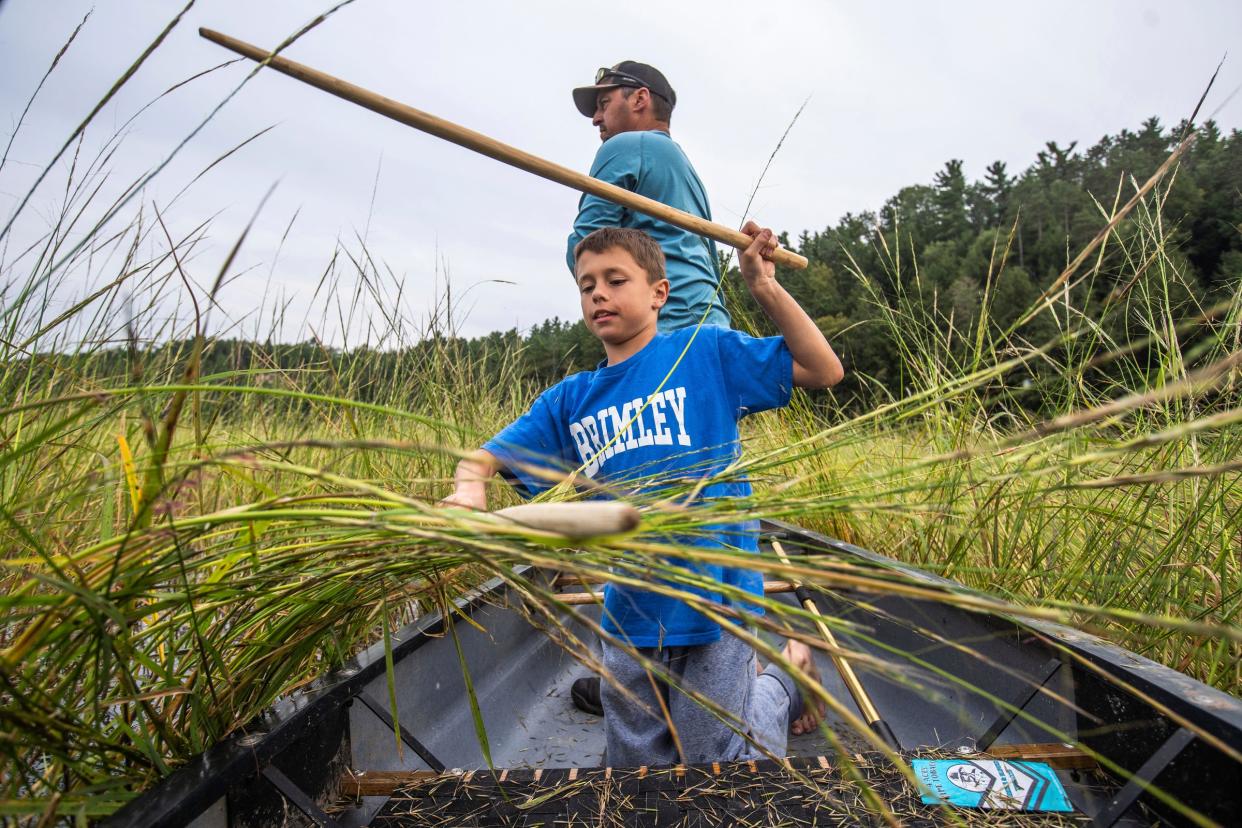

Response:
(573, 227), (666, 283)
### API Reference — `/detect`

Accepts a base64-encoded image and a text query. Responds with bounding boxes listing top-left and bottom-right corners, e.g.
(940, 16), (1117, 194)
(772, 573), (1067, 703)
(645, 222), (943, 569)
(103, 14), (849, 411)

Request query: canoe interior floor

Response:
(348, 594), (874, 774)
(334, 621), (1155, 827)
(451, 650), (872, 770)
(325, 579), (1179, 826)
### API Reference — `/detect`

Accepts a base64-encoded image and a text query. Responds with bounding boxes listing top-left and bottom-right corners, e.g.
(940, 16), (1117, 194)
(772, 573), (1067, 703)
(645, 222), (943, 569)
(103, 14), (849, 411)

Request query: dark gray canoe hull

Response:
(105, 521), (1242, 827)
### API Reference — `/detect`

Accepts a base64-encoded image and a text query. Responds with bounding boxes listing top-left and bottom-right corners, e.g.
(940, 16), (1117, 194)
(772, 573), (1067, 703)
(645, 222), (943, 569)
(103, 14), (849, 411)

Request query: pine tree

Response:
(979, 160), (1014, 226)
(932, 159), (970, 240)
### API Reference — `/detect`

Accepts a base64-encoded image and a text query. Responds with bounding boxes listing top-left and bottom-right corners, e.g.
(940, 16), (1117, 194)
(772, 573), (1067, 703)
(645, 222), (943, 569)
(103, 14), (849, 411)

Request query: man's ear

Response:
(651, 278), (670, 309)
(630, 87), (650, 113)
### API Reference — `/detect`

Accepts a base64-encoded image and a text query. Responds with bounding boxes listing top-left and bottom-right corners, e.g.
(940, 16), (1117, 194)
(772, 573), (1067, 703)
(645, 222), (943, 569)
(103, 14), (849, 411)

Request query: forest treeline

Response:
(71, 117), (1241, 413)
(768, 116), (1240, 401)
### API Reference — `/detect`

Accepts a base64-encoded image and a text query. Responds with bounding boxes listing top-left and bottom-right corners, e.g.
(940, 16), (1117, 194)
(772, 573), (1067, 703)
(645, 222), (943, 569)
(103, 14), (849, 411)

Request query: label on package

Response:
(911, 759), (1073, 811)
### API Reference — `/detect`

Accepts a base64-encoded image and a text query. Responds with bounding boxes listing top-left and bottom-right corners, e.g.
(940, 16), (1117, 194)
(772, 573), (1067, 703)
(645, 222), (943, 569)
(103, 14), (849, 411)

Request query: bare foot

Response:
(784, 639), (826, 736)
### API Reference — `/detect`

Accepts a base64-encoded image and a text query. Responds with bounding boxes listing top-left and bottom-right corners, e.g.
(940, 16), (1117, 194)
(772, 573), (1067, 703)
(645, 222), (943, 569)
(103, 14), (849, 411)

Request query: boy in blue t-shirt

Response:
(445, 225), (844, 765)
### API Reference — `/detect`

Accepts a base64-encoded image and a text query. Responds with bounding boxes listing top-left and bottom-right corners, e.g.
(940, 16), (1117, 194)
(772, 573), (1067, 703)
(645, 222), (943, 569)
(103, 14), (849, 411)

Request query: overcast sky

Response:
(2, 1), (1239, 345)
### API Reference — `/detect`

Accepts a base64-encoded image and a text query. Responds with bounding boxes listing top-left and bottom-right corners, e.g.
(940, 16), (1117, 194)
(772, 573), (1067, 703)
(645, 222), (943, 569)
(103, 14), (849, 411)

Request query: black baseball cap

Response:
(572, 61), (677, 118)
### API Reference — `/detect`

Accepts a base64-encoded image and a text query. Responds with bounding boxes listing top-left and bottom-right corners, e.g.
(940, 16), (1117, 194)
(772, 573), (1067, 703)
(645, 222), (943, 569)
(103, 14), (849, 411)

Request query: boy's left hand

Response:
(739, 220), (779, 292)
(440, 487), (487, 511)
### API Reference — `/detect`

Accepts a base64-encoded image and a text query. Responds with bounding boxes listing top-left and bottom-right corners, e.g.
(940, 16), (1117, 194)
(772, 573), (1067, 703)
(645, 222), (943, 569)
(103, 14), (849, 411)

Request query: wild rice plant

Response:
(738, 164), (1240, 692)
(0, 10), (1237, 825)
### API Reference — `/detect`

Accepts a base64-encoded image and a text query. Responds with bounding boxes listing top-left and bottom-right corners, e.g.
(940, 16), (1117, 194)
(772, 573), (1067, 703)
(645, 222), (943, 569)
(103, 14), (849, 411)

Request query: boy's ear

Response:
(651, 278), (670, 309)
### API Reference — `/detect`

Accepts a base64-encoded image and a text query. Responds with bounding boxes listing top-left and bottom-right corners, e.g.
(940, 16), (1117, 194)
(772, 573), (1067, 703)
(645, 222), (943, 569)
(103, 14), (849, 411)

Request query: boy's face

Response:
(575, 247), (669, 347)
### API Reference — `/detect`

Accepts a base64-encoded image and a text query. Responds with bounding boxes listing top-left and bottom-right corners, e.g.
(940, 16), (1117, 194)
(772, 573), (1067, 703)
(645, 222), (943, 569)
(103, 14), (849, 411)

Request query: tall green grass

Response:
(0, 11), (1238, 824)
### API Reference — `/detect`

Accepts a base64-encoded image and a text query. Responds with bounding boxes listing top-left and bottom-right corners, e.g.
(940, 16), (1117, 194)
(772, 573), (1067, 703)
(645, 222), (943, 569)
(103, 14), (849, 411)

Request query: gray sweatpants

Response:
(600, 633), (803, 767)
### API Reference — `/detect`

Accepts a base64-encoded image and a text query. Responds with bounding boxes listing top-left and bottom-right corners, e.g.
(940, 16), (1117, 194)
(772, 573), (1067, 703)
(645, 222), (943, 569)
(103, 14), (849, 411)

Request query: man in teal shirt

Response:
(569, 62), (731, 331)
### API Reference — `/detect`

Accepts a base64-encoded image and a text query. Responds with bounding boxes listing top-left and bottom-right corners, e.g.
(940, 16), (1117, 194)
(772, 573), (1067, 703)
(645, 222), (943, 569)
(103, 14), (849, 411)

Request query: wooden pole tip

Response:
(493, 502), (640, 538)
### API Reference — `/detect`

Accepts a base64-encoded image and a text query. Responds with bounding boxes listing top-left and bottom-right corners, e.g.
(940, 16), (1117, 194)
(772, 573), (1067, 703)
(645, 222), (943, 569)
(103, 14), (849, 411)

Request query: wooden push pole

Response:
(552, 580), (799, 605)
(199, 28), (809, 270)
(772, 540), (902, 750)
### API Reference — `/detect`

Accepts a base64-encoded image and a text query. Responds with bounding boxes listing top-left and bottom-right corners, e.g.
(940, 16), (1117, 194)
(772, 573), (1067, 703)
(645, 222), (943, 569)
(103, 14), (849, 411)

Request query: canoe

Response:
(103, 519), (1242, 827)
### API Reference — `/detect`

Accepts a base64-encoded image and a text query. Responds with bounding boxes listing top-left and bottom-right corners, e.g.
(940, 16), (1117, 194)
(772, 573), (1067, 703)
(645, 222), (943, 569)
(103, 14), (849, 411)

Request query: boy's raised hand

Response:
(735, 220), (845, 390)
(739, 220), (779, 293)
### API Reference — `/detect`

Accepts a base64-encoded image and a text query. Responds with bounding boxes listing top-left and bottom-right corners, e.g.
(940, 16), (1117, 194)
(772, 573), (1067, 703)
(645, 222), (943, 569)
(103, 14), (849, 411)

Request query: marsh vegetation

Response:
(0, 9), (1238, 823)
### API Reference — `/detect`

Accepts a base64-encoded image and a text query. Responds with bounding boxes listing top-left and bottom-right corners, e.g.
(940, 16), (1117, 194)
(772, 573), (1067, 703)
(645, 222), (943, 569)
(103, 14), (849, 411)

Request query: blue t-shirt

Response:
(483, 327), (793, 647)
(567, 130), (732, 333)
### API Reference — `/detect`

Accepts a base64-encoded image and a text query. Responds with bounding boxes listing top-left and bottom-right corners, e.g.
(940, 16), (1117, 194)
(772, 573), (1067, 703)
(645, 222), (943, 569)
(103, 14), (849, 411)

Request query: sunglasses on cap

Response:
(594, 67), (671, 103)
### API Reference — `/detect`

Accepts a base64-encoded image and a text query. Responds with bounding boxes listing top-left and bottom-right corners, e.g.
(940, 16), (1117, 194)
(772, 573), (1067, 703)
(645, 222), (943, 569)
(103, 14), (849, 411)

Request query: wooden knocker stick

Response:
(493, 502), (640, 538)
(553, 580), (798, 605)
(771, 540), (901, 750)
(199, 28), (810, 270)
